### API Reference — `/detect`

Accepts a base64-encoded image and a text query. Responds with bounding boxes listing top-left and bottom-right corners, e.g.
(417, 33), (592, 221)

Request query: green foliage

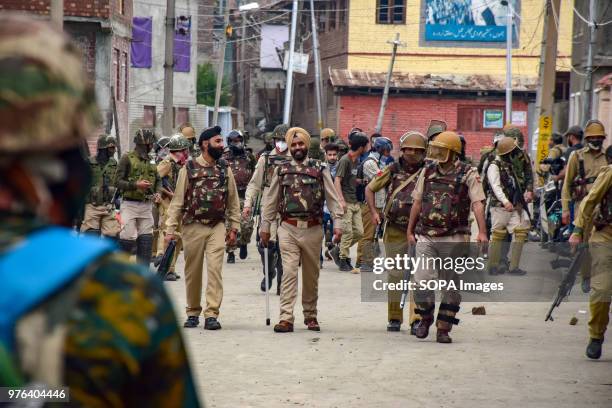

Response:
(196, 63), (231, 106)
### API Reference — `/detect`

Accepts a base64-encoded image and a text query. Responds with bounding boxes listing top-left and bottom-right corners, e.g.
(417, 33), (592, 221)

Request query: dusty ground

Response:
(164, 242), (611, 408)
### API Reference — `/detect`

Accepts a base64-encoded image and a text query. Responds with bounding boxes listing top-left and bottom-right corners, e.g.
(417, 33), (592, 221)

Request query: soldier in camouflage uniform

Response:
(366, 131), (427, 334)
(80, 134), (121, 238)
(244, 123), (291, 293)
(0, 15), (200, 406)
(256, 131), (275, 160)
(165, 126), (241, 330)
(484, 137), (531, 276)
(501, 124), (535, 203)
(260, 127), (343, 333)
(407, 131), (488, 343)
(115, 128), (161, 265)
(179, 122), (200, 159)
(223, 129), (256, 263)
(156, 134), (191, 281)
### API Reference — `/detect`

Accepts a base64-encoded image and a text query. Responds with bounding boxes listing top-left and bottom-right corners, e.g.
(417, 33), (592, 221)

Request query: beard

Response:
(208, 146), (224, 160)
(291, 148), (307, 161)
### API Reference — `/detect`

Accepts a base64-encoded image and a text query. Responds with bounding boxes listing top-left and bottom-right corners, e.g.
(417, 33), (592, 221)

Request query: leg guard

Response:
(136, 233), (153, 266)
(510, 227), (529, 270)
(488, 229), (507, 268)
(436, 303), (460, 331)
(118, 239), (136, 255)
(414, 303), (435, 339)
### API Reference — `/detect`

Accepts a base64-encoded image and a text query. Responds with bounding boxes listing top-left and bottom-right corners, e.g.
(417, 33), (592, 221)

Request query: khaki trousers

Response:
(588, 226), (612, 340)
(339, 202), (363, 259)
(277, 222), (324, 323)
(156, 200), (183, 273)
(384, 224), (419, 324)
(182, 222), (226, 318)
(357, 204), (381, 265)
(81, 204), (120, 237)
(119, 200), (154, 240)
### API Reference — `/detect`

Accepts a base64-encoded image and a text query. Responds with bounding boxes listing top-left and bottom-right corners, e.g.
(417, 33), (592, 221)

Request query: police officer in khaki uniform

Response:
(223, 129), (256, 263)
(569, 147), (612, 359)
(179, 122), (200, 159)
(243, 124), (291, 293)
(320, 128), (336, 152)
(156, 134), (190, 281)
(366, 131), (427, 334)
(165, 126), (241, 330)
(485, 137), (531, 275)
(81, 134), (120, 238)
(116, 128), (161, 264)
(407, 131), (488, 344)
(260, 127), (343, 333)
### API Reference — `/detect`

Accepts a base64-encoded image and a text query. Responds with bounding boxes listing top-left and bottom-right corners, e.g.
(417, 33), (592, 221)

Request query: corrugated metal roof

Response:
(329, 68), (537, 93)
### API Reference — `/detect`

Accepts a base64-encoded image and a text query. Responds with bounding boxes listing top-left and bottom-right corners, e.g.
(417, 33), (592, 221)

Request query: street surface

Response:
(164, 242), (611, 408)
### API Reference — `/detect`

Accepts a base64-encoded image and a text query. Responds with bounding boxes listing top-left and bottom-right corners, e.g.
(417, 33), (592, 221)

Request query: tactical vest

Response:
(86, 157), (117, 206)
(263, 153), (289, 188)
(223, 151), (253, 191)
(182, 159), (228, 225)
(415, 162), (472, 237)
(483, 159), (517, 207)
(277, 159), (324, 221)
(594, 173), (612, 229)
(122, 152), (157, 201)
(384, 163), (420, 229)
(571, 149), (604, 201)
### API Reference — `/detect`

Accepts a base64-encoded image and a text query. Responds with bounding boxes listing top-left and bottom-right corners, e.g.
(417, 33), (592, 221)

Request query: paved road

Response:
(163, 242), (611, 408)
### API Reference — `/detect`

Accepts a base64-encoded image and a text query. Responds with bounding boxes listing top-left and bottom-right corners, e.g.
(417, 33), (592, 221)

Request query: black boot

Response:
(387, 320), (401, 332)
(119, 239), (136, 255)
(239, 245), (248, 259)
(204, 317), (222, 330)
(227, 252), (235, 264)
(586, 338), (603, 359)
(135, 234), (153, 266)
(339, 258), (352, 272)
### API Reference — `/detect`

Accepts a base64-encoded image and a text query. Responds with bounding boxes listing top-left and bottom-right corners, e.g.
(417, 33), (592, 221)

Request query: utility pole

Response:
(240, 5), (247, 115)
(534, 0), (561, 165)
(282, 0), (299, 124)
(582, 0), (596, 124)
(375, 33), (404, 134)
(213, 0), (231, 124)
(504, 0), (513, 124)
(50, 0), (63, 30)
(310, 0), (324, 131)
(162, 0), (176, 136)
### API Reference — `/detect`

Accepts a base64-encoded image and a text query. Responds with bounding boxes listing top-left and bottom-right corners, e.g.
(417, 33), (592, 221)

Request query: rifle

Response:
(400, 245), (416, 310)
(545, 244), (588, 321)
(160, 176), (174, 199)
(156, 239), (177, 279)
(509, 165), (532, 221)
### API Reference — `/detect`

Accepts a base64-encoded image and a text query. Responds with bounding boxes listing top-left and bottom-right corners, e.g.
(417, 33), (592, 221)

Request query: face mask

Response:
(588, 140), (603, 150)
(230, 142), (244, 154)
(275, 141), (287, 152)
(208, 145), (224, 160)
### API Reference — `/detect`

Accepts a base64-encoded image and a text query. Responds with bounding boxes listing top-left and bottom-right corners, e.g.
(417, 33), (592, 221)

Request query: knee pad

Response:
(513, 228), (529, 243)
(491, 229), (508, 242)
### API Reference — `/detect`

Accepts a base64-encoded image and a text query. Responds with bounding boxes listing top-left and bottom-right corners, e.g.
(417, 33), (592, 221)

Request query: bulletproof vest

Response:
(182, 159), (228, 225)
(223, 151), (253, 191)
(86, 157), (117, 206)
(277, 159), (324, 220)
(415, 162), (471, 237)
(571, 149), (601, 201)
(384, 162), (420, 228)
(122, 152), (157, 201)
(483, 159), (517, 207)
(263, 152), (289, 188)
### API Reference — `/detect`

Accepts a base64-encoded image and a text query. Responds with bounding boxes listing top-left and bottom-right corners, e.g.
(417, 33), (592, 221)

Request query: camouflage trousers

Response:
(226, 198), (254, 253)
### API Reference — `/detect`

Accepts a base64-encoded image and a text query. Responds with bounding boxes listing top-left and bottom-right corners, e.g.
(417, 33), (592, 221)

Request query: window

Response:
(144, 106), (156, 127)
(176, 107), (189, 127)
(457, 105), (504, 132)
(113, 48), (120, 100)
(377, 0), (406, 24)
(121, 52), (128, 101)
(328, 2), (336, 31)
(307, 83), (314, 110)
(297, 84), (306, 111)
(339, 0), (347, 27)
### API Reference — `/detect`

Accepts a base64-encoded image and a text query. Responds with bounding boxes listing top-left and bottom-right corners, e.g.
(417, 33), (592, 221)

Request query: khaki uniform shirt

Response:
(244, 148), (291, 209)
(574, 164), (612, 236)
(157, 154), (181, 209)
(562, 146), (607, 212)
(165, 154), (241, 234)
(412, 161), (486, 204)
(260, 158), (344, 233)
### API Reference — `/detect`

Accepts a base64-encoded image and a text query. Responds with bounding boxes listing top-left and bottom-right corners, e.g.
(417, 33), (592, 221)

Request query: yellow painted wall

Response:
(347, 0), (573, 77)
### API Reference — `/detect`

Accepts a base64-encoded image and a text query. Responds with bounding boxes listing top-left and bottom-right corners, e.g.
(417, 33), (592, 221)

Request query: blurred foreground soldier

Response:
(179, 122), (200, 158)
(165, 126), (240, 330)
(80, 134), (120, 239)
(569, 151), (612, 360)
(407, 131), (488, 343)
(260, 127), (343, 332)
(367, 131), (427, 333)
(484, 137), (531, 275)
(0, 15), (199, 405)
(244, 123), (291, 293)
(116, 128), (160, 265)
(156, 134), (190, 280)
(223, 129), (256, 263)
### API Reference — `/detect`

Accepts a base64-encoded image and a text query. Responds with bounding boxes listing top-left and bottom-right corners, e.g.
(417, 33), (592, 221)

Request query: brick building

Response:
(0, 0), (133, 152)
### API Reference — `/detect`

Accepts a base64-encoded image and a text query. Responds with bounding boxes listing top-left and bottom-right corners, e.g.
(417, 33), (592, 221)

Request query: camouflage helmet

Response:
(134, 128), (156, 145)
(399, 131), (427, 150)
(502, 124), (524, 147)
(156, 136), (171, 150)
(272, 123), (289, 140)
(426, 120), (447, 140)
(167, 134), (190, 152)
(262, 132), (274, 144)
(227, 129), (244, 141)
(0, 14), (98, 154)
(584, 120), (606, 139)
(496, 136), (519, 156)
(97, 134), (111, 149)
(179, 122), (196, 139)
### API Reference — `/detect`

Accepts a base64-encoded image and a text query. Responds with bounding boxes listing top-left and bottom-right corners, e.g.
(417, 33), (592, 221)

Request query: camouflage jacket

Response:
(0, 218), (201, 407)
(86, 156), (117, 206)
(384, 161), (422, 228)
(222, 149), (256, 192)
(277, 158), (325, 220)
